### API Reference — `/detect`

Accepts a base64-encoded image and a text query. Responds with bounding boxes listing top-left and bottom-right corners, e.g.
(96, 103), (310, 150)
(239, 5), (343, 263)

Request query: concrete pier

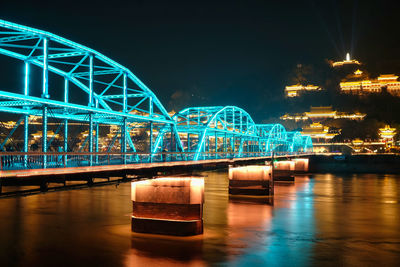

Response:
(293, 158), (309, 173)
(131, 177), (204, 236)
(228, 165), (272, 196)
(273, 160), (295, 182)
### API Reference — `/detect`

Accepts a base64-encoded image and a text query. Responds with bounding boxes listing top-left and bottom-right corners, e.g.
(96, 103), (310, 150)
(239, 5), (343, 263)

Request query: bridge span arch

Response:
(0, 19), (311, 169)
(153, 106), (312, 161)
(301, 135), (313, 152)
(0, 19), (184, 159)
(286, 131), (303, 152)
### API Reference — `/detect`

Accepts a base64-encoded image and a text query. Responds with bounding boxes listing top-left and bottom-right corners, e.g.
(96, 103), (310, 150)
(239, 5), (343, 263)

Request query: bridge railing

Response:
(0, 151), (311, 171)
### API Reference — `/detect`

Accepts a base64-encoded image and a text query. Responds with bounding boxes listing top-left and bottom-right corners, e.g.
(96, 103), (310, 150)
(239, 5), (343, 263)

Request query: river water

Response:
(0, 171), (399, 266)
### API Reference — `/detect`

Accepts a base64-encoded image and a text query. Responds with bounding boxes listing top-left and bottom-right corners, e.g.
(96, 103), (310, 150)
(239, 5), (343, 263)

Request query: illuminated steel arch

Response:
(286, 131), (303, 152)
(0, 19), (312, 170)
(256, 124), (288, 152)
(153, 106), (261, 160)
(0, 19), (183, 166)
(301, 135), (313, 152)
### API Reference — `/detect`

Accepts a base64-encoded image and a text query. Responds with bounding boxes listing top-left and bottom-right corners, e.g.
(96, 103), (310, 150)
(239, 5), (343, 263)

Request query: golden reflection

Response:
(1, 171), (400, 266)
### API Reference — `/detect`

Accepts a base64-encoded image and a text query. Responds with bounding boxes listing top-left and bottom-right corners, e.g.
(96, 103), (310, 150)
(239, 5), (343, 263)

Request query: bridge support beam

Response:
(122, 118), (127, 164)
(95, 122), (99, 164)
(170, 125), (173, 160)
(95, 99), (99, 164)
(42, 38), (49, 99)
(149, 122), (153, 163)
(215, 132), (218, 159)
(187, 133), (190, 152)
(41, 37), (49, 169)
(131, 177), (205, 236)
(223, 134), (227, 155)
(88, 54), (94, 107)
(23, 115), (28, 167)
(42, 106), (48, 168)
(63, 78), (69, 167)
(23, 61), (29, 168)
(89, 113), (93, 166)
(63, 119), (68, 166)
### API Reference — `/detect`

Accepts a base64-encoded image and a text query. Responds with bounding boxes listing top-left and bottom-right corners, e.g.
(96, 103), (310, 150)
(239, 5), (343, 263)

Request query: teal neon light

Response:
(0, 19), (312, 169)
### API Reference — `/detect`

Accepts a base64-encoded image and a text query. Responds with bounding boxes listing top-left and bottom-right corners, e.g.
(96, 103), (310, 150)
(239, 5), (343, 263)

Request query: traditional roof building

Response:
(305, 106), (336, 119)
(379, 74), (400, 96)
(379, 125), (396, 143)
(332, 53), (361, 67)
(281, 106), (366, 122)
(301, 122), (339, 142)
(284, 84), (321, 98)
(340, 74), (400, 96)
(280, 113), (308, 122)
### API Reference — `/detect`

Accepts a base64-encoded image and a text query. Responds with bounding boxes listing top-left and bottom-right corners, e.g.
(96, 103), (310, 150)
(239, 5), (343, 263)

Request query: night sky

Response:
(1, 0), (400, 122)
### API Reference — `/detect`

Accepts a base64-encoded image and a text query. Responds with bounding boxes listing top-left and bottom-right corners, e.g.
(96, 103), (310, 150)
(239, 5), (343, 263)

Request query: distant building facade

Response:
(379, 125), (396, 143)
(285, 84), (321, 98)
(281, 106), (366, 122)
(301, 122), (339, 142)
(340, 74), (400, 96)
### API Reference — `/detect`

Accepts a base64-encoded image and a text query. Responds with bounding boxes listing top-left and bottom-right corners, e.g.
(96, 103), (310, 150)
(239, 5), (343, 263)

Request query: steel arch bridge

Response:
(286, 131), (303, 152)
(257, 124), (288, 153)
(153, 106), (260, 161)
(0, 19), (312, 170)
(301, 135), (313, 152)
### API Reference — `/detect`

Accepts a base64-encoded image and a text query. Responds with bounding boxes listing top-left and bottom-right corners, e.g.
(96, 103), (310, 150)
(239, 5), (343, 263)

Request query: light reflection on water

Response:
(0, 171), (400, 266)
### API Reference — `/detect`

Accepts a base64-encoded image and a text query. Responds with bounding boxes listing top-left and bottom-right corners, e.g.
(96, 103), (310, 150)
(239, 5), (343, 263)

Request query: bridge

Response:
(0, 19), (312, 180)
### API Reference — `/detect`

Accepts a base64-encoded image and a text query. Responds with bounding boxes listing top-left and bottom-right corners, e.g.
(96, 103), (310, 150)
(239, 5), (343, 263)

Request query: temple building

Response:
(285, 84), (321, 98)
(279, 113), (308, 122)
(281, 106), (366, 122)
(340, 73), (400, 96)
(352, 138), (364, 153)
(379, 125), (396, 143)
(379, 75), (400, 96)
(331, 53), (361, 67)
(301, 122), (339, 142)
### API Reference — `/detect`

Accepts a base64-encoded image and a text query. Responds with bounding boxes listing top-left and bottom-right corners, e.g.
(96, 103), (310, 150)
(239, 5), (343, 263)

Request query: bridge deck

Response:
(0, 155), (302, 180)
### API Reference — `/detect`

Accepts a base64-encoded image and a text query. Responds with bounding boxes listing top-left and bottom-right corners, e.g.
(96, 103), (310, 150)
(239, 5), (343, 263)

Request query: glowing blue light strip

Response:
(0, 90), (173, 124)
(0, 34), (37, 43)
(123, 73), (127, 112)
(24, 61), (29, 95)
(23, 61), (29, 155)
(42, 38), (48, 98)
(89, 54), (93, 106)
(0, 19), (172, 119)
(0, 19), (312, 163)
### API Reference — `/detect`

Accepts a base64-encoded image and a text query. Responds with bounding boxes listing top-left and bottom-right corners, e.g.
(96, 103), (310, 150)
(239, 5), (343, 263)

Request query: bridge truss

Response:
(0, 19), (312, 170)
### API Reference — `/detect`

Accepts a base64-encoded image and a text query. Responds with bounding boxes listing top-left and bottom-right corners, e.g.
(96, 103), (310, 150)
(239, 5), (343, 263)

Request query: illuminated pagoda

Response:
(285, 84), (321, 98)
(378, 125), (396, 143)
(332, 52), (361, 67)
(301, 122), (339, 142)
(352, 138), (364, 153)
(281, 106), (366, 122)
(354, 69), (363, 76)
